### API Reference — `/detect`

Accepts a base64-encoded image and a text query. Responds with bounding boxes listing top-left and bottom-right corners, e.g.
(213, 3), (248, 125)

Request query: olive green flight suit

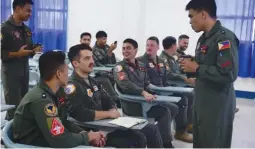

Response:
(193, 21), (239, 148)
(12, 81), (89, 148)
(1, 16), (34, 120)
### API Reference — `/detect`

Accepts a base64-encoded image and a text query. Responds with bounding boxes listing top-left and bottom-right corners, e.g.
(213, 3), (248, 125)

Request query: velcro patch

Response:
(48, 118), (64, 136)
(218, 40), (231, 51)
(64, 84), (76, 95)
(87, 89), (93, 97)
(221, 61), (231, 68)
(118, 72), (126, 80)
(114, 65), (123, 72)
(44, 103), (58, 117)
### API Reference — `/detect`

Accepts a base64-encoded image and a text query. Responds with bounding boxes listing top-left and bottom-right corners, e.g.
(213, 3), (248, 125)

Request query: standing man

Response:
(92, 31), (117, 66)
(177, 34), (190, 56)
(80, 32), (91, 46)
(182, 0), (239, 147)
(1, 0), (42, 120)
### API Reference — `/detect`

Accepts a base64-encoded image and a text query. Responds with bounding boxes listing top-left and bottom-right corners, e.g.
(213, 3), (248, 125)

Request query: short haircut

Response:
(178, 34), (190, 40)
(96, 31), (107, 38)
(185, 0), (217, 18)
(80, 32), (91, 39)
(162, 36), (177, 50)
(123, 38), (138, 49)
(147, 36), (159, 45)
(68, 44), (92, 63)
(39, 51), (66, 81)
(12, 0), (33, 10)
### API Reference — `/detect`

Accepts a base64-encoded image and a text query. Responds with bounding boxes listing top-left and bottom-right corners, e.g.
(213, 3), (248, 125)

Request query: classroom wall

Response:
(67, 0), (202, 59)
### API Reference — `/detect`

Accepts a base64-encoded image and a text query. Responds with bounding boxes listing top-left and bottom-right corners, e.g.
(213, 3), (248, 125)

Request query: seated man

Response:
(65, 44), (163, 148)
(113, 38), (178, 148)
(92, 30), (117, 66)
(80, 31), (120, 107)
(12, 51), (106, 148)
(138, 37), (193, 142)
(177, 34), (189, 56)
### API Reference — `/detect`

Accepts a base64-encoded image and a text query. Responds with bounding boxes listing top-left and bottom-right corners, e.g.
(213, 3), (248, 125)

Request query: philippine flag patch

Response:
(218, 40), (231, 51)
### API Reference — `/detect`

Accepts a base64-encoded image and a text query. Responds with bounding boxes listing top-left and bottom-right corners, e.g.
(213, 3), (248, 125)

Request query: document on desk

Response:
(108, 117), (147, 128)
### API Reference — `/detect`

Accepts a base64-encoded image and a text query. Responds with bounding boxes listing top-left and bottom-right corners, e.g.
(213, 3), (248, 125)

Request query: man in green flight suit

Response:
(181, 0), (239, 148)
(12, 51), (106, 148)
(1, 0), (42, 120)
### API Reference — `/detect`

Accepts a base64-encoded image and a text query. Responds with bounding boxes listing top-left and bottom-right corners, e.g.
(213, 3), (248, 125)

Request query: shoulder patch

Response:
(64, 84), (76, 94)
(47, 117), (64, 136)
(44, 103), (58, 117)
(218, 40), (231, 51)
(163, 58), (168, 63)
(114, 65), (123, 72)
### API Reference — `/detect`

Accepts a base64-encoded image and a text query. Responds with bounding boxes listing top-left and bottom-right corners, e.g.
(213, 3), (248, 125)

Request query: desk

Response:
(68, 117), (148, 131)
(1, 104), (15, 112)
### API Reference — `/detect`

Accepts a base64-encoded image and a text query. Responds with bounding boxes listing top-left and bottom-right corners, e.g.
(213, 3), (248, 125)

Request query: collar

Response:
(71, 71), (90, 83)
(38, 80), (57, 98)
(162, 51), (175, 60)
(123, 58), (140, 68)
(7, 15), (24, 27)
(204, 20), (221, 39)
(143, 53), (159, 64)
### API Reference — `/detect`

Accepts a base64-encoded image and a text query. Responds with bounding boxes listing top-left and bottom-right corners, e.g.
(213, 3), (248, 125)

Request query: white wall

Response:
(67, 0), (202, 59)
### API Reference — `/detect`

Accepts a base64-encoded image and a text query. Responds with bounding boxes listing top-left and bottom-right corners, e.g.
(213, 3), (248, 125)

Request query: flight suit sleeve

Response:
(99, 84), (117, 110)
(30, 99), (89, 148)
(197, 37), (239, 84)
(1, 25), (10, 61)
(113, 64), (144, 95)
(65, 83), (96, 122)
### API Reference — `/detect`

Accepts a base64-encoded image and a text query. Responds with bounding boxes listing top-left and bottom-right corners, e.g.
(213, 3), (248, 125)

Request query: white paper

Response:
(108, 117), (147, 128)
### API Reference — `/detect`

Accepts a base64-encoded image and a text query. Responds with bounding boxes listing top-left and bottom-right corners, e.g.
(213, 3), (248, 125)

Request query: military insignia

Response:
(47, 118), (64, 136)
(129, 67), (134, 72)
(64, 84), (76, 94)
(149, 63), (154, 68)
(12, 31), (20, 39)
(87, 89), (93, 97)
(166, 65), (170, 70)
(221, 61), (231, 68)
(44, 103), (58, 117)
(114, 65), (123, 72)
(163, 58), (168, 63)
(159, 63), (164, 67)
(58, 97), (65, 105)
(93, 86), (98, 91)
(117, 72), (125, 81)
(218, 40), (231, 51)
(140, 67), (145, 71)
(42, 93), (47, 99)
(200, 45), (208, 54)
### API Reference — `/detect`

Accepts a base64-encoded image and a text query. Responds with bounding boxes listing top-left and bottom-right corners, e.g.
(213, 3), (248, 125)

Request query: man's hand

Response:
(88, 131), (106, 147)
(108, 109), (121, 119)
(18, 45), (33, 57)
(33, 45), (43, 53)
(109, 42), (117, 51)
(180, 59), (199, 73)
(185, 78), (196, 86)
(142, 91), (156, 102)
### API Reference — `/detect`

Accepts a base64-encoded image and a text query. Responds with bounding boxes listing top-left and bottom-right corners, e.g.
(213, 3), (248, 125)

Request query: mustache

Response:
(89, 63), (94, 67)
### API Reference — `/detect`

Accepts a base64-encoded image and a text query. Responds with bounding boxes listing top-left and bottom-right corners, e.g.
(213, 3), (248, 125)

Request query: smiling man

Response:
(181, 0), (239, 148)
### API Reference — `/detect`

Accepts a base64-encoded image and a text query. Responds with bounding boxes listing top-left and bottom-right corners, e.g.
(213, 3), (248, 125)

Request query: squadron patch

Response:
(118, 72), (126, 81)
(87, 89), (93, 97)
(47, 118), (64, 136)
(93, 86), (98, 91)
(64, 84), (76, 94)
(159, 63), (164, 67)
(44, 103), (58, 117)
(149, 63), (154, 68)
(114, 65), (123, 72)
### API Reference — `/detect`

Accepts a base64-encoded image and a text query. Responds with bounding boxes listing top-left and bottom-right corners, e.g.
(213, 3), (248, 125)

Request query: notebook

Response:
(108, 117), (147, 128)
